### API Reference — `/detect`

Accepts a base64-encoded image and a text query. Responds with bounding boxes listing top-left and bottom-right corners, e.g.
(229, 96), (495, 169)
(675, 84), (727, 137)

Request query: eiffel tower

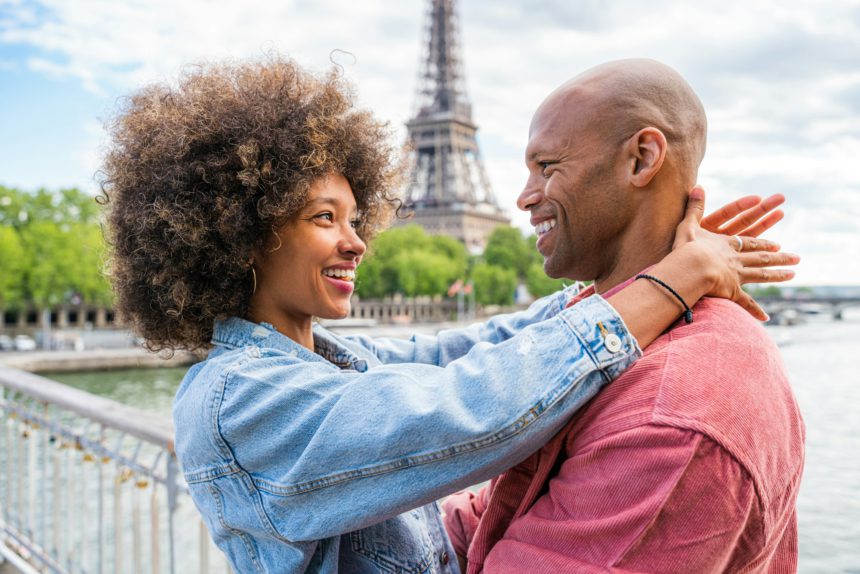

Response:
(400, 0), (510, 253)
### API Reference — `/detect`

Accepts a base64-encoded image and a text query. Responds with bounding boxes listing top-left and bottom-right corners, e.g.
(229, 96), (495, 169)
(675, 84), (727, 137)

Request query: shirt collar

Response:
(565, 266), (653, 308)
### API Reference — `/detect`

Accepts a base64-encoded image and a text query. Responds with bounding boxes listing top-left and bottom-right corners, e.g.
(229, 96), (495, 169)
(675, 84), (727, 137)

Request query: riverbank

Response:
(0, 347), (197, 373)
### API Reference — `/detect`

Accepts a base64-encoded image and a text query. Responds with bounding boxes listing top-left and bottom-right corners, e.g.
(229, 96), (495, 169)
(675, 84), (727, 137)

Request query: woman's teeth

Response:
(322, 268), (355, 281)
(535, 219), (557, 236)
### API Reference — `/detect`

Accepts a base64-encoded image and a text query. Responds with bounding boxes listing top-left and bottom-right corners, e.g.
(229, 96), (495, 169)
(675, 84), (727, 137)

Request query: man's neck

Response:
(592, 209), (677, 294)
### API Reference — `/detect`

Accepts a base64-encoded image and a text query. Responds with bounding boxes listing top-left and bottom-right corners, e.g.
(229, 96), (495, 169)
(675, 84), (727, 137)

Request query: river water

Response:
(47, 311), (860, 573)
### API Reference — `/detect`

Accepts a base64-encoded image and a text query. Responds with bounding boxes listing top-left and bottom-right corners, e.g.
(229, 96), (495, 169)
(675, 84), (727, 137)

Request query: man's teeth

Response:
(535, 219), (557, 236)
(322, 268), (356, 281)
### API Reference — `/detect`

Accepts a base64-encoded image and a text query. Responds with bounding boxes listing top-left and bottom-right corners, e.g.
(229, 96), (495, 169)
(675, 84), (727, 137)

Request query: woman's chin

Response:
(319, 306), (351, 321)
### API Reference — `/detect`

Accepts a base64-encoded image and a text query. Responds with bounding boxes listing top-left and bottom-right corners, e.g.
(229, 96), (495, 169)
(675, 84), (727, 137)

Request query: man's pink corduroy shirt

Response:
(443, 284), (805, 573)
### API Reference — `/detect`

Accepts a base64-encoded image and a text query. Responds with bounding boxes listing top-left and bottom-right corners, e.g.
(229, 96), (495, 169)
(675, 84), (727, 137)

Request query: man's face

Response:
(517, 92), (631, 281)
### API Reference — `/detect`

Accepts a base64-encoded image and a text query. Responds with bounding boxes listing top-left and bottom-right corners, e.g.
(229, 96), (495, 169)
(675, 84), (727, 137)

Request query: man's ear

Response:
(625, 127), (667, 188)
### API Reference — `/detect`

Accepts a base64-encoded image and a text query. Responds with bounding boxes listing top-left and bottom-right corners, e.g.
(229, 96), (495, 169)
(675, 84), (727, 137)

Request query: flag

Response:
(448, 279), (464, 297)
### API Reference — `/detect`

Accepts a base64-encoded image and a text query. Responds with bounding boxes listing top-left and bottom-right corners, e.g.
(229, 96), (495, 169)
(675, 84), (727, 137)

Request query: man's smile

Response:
(534, 218), (557, 236)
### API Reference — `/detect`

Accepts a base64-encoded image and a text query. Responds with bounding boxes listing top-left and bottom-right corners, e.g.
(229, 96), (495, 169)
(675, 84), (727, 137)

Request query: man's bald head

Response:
(519, 59), (710, 287)
(538, 59), (707, 187)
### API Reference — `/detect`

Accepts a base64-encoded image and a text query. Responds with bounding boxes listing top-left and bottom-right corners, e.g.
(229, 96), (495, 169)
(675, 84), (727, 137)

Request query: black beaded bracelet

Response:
(635, 273), (694, 323)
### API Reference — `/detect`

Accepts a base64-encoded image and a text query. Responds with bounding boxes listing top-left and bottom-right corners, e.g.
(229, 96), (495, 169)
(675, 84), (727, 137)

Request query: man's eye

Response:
(538, 161), (554, 178)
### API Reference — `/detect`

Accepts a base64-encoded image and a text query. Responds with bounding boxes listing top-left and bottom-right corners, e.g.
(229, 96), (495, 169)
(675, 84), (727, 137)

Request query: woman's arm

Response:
(202, 294), (639, 542)
(344, 190), (789, 366)
(341, 284), (579, 365)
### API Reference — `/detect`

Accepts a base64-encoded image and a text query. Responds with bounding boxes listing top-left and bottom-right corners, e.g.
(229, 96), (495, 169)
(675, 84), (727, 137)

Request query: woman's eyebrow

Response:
(303, 197), (358, 216)
(304, 197), (340, 207)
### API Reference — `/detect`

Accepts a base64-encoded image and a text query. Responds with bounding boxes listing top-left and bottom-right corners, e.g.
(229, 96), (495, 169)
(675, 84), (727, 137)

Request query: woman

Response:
(101, 58), (795, 573)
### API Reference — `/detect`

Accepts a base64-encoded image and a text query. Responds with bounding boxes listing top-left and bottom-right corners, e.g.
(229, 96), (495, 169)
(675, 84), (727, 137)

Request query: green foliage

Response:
(357, 223), (571, 304)
(485, 227), (566, 300)
(0, 226), (26, 308)
(0, 185), (112, 309)
(526, 262), (567, 299)
(356, 225), (467, 298)
(483, 226), (537, 278)
(744, 285), (783, 298)
(391, 250), (462, 297)
(471, 263), (517, 305)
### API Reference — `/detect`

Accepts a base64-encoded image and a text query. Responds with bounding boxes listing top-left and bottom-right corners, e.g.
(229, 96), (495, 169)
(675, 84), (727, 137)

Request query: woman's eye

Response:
(315, 212), (333, 222)
(350, 219), (361, 229)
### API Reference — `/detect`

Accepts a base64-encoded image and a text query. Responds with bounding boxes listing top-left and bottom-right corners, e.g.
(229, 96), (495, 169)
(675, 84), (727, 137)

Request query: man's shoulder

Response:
(571, 297), (783, 421)
(666, 296), (775, 348)
(568, 296), (803, 503)
(649, 296), (797, 427)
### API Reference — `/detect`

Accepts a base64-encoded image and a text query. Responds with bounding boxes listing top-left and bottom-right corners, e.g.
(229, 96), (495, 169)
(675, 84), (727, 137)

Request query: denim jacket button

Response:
(604, 333), (623, 353)
(440, 551), (450, 565)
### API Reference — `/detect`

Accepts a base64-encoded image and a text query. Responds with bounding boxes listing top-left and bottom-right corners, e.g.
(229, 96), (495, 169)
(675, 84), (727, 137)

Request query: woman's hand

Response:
(702, 192), (785, 237)
(672, 187), (799, 320)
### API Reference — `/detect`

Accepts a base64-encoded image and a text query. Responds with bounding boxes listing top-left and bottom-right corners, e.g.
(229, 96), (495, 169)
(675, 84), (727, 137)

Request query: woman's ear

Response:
(625, 127), (667, 188)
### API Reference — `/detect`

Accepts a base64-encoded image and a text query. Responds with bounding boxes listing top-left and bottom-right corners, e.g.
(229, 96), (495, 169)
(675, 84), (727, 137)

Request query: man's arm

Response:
(482, 426), (763, 573)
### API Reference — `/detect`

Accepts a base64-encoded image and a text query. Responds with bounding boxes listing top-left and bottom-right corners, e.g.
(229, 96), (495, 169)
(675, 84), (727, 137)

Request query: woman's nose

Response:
(340, 225), (366, 257)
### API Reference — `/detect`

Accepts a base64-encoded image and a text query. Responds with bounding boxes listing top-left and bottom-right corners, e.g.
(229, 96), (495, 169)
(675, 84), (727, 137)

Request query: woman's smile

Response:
(322, 263), (357, 294)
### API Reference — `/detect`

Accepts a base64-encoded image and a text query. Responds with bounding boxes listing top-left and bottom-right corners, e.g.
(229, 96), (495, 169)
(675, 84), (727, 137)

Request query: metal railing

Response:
(0, 367), (230, 573)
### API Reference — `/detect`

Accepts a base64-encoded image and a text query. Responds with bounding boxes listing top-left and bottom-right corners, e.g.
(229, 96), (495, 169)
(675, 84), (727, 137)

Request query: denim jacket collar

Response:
(211, 317), (368, 372)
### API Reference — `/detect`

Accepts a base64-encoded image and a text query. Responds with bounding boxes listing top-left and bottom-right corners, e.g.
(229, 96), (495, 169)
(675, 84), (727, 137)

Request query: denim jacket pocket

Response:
(204, 481), (267, 573)
(348, 510), (438, 573)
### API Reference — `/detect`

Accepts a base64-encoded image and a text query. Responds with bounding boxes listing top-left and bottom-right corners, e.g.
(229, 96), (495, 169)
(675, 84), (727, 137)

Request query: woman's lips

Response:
(323, 274), (355, 294)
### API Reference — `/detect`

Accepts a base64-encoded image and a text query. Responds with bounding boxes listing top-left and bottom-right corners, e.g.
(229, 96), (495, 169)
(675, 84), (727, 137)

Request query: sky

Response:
(1, 0), (858, 285)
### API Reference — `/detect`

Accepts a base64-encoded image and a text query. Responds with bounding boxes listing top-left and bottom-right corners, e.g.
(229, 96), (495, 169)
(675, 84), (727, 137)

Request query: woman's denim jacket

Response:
(173, 288), (641, 573)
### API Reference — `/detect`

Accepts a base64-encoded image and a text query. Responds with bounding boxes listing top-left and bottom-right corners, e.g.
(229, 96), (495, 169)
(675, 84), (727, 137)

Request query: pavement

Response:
(0, 347), (197, 373)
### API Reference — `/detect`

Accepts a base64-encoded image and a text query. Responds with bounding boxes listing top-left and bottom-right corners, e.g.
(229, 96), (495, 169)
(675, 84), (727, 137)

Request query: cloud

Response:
(1, 0), (859, 283)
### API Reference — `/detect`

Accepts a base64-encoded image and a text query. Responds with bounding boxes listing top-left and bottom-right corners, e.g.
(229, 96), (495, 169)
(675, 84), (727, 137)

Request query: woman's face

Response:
(250, 173), (366, 333)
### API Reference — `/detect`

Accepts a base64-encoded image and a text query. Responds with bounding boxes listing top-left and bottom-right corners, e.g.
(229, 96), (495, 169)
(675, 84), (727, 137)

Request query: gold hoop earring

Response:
(251, 266), (257, 294)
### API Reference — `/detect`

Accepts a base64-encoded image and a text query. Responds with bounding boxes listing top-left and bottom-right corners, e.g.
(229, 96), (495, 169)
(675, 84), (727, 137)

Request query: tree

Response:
(0, 186), (29, 229)
(0, 226), (26, 309)
(356, 225), (468, 298)
(483, 226), (538, 279)
(0, 185), (112, 309)
(70, 223), (113, 305)
(20, 221), (77, 307)
(391, 250), (462, 297)
(526, 262), (567, 299)
(471, 263), (517, 306)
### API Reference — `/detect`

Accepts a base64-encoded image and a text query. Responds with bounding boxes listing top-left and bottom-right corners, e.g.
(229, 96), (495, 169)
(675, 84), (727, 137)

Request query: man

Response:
(443, 59), (805, 573)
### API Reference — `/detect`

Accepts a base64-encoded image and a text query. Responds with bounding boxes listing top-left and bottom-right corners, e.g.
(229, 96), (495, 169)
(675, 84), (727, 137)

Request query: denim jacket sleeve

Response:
(342, 285), (580, 365)
(197, 295), (640, 543)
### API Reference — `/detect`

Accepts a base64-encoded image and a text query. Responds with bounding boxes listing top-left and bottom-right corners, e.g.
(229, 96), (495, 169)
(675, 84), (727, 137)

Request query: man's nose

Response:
(517, 177), (544, 212)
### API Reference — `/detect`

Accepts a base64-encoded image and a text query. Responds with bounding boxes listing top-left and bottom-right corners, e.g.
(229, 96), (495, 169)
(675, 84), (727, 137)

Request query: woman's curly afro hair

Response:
(101, 57), (401, 352)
